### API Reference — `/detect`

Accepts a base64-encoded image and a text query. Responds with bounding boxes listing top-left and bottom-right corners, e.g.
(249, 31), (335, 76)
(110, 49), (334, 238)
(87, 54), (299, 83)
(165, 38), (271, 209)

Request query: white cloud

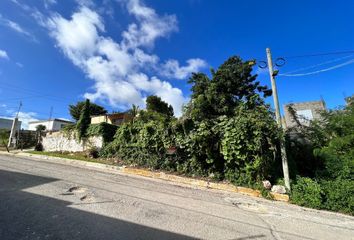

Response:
(122, 0), (178, 49)
(16, 62), (24, 68)
(75, 0), (95, 8)
(44, 0), (57, 9)
(17, 112), (39, 129)
(0, 49), (9, 60)
(42, 0), (205, 116)
(0, 14), (37, 42)
(161, 58), (207, 79)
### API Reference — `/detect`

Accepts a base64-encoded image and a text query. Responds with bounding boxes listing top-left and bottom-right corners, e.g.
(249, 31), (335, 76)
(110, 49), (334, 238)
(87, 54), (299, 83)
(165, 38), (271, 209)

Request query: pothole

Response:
(80, 194), (95, 202)
(68, 186), (87, 193)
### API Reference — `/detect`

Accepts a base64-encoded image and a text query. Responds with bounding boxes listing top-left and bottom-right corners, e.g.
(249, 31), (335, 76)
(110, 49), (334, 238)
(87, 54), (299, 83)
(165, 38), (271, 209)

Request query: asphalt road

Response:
(0, 154), (353, 240)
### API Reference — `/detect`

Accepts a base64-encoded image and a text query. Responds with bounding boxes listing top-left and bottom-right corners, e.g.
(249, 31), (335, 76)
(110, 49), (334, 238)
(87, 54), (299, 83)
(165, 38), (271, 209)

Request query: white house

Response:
(28, 119), (74, 131)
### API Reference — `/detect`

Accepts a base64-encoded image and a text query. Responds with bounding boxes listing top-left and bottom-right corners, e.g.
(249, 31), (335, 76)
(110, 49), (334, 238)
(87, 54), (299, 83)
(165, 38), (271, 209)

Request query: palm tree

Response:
(129, 104), (140, 122)
(35, 124), (46, 143)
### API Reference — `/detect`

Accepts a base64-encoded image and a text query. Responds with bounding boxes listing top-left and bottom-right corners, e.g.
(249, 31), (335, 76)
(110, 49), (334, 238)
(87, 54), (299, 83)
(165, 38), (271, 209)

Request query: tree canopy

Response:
(186, 56), (272, 121)
(35, 124), (46, 132)
(69, 101), (107, 121)
(146, 95), (174, 117)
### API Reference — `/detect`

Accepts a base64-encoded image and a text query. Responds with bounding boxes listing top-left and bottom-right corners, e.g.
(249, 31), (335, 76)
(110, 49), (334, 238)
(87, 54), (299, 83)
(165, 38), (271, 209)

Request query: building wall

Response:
(52, 121), (71, 131)
(42, 131), (103, 152)
(29, 120), (72, 131)
(91, 115), (110, 124)
(0, 118), (22, 131)
(283, 101), (326, 128)
(91, 114), (131, 126)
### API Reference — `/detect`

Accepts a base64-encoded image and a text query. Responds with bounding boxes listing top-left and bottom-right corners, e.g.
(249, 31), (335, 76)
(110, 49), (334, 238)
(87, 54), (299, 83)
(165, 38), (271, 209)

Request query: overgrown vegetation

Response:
(87, 123), (118, 144)
(76, 99), (91, 141)
(102, 56), (282, 187)
(30, 55), (353, 215)
(288, 99), (354, 214)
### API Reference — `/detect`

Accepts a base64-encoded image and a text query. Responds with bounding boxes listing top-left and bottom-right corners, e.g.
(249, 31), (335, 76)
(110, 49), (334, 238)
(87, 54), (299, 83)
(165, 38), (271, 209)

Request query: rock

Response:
(271, 185), (286, 194)
(262, 180), (272, 190)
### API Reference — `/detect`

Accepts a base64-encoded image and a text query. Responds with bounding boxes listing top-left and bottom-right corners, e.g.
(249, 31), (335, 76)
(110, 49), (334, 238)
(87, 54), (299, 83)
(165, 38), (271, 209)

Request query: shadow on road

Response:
(0, 169), (195, 240)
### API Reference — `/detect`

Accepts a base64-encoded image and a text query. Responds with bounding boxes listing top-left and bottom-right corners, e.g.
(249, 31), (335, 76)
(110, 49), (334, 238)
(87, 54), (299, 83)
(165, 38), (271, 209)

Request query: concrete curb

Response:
(0, 151), (289, 202)
(122, 167), (289, 202)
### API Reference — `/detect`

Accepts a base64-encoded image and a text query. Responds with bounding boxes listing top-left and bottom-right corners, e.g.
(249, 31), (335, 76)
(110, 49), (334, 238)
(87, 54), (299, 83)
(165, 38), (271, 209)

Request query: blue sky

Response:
(0, 0), (353, 128)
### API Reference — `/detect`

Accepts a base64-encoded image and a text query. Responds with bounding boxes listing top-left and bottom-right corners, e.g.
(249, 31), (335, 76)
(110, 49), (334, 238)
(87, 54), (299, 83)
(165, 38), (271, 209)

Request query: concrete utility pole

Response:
(8, 101), (22, 149)
(266, 48), (291, 191)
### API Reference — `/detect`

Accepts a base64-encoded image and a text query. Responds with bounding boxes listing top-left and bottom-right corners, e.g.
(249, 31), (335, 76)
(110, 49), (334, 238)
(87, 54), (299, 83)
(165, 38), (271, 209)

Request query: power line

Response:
(279, 55), (354, 75)
(282, 50), (354, 59)
(0, 81), (77, 103)
(280, 58), (354, 77)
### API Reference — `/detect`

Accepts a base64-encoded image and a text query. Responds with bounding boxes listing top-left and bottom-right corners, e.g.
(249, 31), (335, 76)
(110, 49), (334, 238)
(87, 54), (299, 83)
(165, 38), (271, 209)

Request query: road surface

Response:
(0, 154), (353, 240)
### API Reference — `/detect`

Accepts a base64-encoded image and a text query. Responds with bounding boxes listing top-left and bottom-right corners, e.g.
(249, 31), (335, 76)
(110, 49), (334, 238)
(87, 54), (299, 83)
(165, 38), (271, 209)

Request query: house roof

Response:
(29, 118), (74, 124)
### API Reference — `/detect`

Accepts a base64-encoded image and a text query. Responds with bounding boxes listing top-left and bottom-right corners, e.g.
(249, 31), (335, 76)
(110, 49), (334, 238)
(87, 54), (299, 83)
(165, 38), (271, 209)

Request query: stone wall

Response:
(42, 131), (103, 152)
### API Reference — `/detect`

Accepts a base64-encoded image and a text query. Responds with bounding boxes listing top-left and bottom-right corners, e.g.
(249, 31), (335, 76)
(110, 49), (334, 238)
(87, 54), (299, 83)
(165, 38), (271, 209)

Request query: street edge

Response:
(0, 151), (289, 202)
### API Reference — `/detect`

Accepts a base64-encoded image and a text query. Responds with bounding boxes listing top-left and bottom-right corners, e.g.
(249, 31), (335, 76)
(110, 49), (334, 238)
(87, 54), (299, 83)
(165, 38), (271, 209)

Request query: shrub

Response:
(86, 147), (99, 159)
(87, 123), (118, 144)
(76, 99), (91, 140)
(314, 134), (354, 180)
(102, 118), (174, 169)
(219, 103), (281, 186)
(321, 179), (354, 215)
(291, 176), (323, 209)
(34, 142), (44, 151)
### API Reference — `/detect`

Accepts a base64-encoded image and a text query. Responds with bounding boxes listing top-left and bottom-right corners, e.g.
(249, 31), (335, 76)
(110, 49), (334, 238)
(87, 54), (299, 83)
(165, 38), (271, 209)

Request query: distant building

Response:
(283, 100), (326, 128)
(28, 119), (74, 131)
(91, 113), (132, 126)
(0, 118), (22, 131)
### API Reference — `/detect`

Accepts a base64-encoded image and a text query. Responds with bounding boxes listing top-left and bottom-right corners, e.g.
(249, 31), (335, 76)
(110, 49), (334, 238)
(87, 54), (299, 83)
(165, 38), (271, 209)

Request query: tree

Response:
(76, 99), (91, 141)
(146, 95), (174, 117)
(129, 104), (140, 122)
(36, 124), (46, 132)
(69, 101), (107, 121)
(186, 56), (272, 121)
(35, 124), (46, 143)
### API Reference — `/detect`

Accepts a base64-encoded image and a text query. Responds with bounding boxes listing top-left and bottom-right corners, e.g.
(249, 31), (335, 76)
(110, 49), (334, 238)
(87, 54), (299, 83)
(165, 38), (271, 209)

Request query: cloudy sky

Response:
(0, 0), (353, 128)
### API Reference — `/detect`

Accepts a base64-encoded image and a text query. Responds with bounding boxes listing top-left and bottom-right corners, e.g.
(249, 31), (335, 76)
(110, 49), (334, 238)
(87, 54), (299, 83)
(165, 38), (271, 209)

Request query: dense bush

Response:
(285, 100), (354, 214)
(76, 99), (91, 140)
(101, 56), (282, 186)
(291, 177), (323, 209)
(102, 117), (174, 169)
(102, 102), (281, 186)
(34, 142), (44, 151)
(87, 123), (118, 144)
(321, 179), (354, 214)
(219, 103), (280, 185)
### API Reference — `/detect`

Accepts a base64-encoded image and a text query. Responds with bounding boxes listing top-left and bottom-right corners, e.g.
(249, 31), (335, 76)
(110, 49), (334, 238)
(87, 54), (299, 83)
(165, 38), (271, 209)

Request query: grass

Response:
(27, 151), (119, 166)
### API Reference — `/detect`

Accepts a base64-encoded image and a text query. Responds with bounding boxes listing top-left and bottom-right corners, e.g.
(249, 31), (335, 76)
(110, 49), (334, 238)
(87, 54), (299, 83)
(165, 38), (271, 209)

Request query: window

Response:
(296, 109), (313, 124)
